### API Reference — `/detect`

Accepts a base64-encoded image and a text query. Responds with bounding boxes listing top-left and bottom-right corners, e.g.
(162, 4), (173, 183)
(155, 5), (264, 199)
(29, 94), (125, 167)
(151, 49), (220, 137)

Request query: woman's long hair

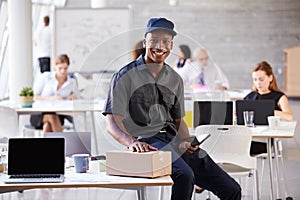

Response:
(252, 61), (282, 93)
(179, 44), (191, 59)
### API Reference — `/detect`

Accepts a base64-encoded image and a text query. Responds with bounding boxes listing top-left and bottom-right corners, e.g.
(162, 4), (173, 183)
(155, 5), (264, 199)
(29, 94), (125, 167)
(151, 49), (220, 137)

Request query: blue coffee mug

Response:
(73, 154), (89, 173)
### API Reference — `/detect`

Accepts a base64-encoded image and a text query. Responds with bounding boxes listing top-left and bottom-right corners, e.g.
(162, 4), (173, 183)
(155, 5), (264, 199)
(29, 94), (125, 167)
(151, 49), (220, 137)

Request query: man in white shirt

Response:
(34, 16), (52, 73)
(177, 48), (230, 90)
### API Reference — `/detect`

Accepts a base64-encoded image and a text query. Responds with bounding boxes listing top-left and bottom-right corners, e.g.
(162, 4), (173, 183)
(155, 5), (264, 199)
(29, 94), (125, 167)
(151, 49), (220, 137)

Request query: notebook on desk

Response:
(45, 132), (91, 157)
(5, 138), (65, 184)
(236, 100), (275, 125)
(193, 101), (233, 128)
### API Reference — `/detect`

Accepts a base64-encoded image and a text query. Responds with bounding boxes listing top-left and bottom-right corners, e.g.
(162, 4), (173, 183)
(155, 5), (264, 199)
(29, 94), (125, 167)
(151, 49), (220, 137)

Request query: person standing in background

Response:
(177, 48), (230, 90)
(34, 16), (52, 73)
(172, 44), (192, 70)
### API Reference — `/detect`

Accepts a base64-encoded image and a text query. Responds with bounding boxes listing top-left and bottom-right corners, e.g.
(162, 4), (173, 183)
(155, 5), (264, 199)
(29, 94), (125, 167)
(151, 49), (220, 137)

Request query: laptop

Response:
(236, 100), (275, 125)
(193, 101), (233, 128)
(45, 132), (91, 157)
(5, 138), (65, 184)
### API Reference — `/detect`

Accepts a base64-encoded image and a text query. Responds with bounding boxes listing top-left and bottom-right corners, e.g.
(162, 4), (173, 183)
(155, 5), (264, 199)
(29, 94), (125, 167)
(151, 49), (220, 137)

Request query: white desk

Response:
(252, 121), (297, 200)
(15, 100), (105, 154)
(0, 171), (173, 200)
(184, 89), (251, 101)
(226, 89), (251, 100)
(15, 100), (105, 114)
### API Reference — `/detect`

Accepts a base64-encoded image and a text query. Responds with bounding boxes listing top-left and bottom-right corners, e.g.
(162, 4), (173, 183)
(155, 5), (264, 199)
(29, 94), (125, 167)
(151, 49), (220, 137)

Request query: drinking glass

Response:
(243, 111), (254, 127)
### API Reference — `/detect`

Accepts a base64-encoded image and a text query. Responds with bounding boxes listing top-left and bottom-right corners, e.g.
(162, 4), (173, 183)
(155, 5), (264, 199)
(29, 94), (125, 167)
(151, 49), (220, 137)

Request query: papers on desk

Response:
(31, 100), (105, 112)
(65, 171), (165, 184)
(66, 172), (122, 183)
(0, 172), (125, 183)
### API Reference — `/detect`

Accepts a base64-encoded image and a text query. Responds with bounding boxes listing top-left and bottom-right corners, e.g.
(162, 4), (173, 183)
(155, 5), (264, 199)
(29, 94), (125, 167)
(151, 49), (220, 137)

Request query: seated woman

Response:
(30, 54), (79, 134)
(171, 44), (192, 70)
(244, 61), (293, 155)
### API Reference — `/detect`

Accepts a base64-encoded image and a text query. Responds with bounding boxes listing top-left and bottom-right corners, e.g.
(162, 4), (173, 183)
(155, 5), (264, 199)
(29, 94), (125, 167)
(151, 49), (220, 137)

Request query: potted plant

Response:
(19, 86), (34, 108)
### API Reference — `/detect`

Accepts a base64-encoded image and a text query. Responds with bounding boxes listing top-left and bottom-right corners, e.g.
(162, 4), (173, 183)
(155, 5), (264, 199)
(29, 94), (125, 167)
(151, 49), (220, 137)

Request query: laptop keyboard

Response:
(10, 174), (61, 179)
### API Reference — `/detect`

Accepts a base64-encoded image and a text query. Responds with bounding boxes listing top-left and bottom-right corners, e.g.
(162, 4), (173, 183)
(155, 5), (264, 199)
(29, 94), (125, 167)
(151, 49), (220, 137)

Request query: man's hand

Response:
(215, 84), (227, 90)
(179, 141), (199, 154)
(67, 94), (75, 100)
(128, 140), (158, 153)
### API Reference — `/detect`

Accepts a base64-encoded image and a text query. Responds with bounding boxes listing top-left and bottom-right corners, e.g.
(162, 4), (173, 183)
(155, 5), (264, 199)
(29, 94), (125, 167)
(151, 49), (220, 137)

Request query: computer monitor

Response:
(193, 101), (233, 128)
(45, 132), (91, 157)
(236, 100), (275, 125)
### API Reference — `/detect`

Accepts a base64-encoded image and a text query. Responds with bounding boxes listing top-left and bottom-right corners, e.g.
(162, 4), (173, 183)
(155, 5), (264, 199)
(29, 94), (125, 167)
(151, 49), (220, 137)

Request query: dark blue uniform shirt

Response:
(103, 55), (185, 138)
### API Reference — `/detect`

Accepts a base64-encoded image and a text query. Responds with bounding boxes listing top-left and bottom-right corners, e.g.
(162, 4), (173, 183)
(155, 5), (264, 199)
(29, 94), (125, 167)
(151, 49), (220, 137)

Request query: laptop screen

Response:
(44, 132), (91, 157)
(236, 100), (275, 125)
(8, 138), (65, 175)
(193, 101), (233, 128)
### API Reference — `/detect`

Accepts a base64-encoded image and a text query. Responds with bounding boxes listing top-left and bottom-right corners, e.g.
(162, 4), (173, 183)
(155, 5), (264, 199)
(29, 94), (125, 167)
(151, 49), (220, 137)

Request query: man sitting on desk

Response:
(102, 17), (241, 200)
(177, 48), (230, 90)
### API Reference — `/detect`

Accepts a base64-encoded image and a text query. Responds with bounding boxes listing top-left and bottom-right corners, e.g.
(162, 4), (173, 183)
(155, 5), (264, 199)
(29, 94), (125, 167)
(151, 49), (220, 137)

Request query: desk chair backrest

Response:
(196, 125), (256, 169)
(0, 106), (20, 138)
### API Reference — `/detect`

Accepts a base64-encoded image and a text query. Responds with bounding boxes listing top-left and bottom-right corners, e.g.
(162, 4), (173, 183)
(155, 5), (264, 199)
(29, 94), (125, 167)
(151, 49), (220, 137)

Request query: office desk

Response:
(184, 89), (251, 101)
(0, 172), (173, 200)
(15, 100), (105, 114)
(252, 121), (297, 200)
(226, 89), (251, 100)
(15, 100), (105, 154)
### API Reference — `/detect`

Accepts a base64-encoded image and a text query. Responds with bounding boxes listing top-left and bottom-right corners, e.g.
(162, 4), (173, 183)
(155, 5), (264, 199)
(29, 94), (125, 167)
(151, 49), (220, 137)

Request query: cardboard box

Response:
(0, 163), (3, 173)
(106, 150), (172, 178)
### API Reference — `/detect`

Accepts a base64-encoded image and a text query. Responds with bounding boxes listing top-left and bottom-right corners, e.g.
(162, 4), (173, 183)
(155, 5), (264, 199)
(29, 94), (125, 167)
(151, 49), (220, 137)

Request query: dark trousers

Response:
(30, 113), (73, 129)
(140, 132), (241, 200)
(38, 57), (50, 73)
(250, 141), (267, 155)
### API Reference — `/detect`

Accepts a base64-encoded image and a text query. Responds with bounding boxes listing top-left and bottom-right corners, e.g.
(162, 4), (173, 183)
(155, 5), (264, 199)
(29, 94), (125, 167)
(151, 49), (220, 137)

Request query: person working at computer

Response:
(244, 61), (293, 155)
(103, 17), (241, 200)
(177, 47), (230, 90)
(30, 54), (79, 134)
(171, 44), (192, 70)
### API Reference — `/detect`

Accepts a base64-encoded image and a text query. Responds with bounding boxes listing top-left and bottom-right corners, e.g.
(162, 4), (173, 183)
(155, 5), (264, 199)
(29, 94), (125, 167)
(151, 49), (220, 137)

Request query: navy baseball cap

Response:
(145, 17), (177, 37)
